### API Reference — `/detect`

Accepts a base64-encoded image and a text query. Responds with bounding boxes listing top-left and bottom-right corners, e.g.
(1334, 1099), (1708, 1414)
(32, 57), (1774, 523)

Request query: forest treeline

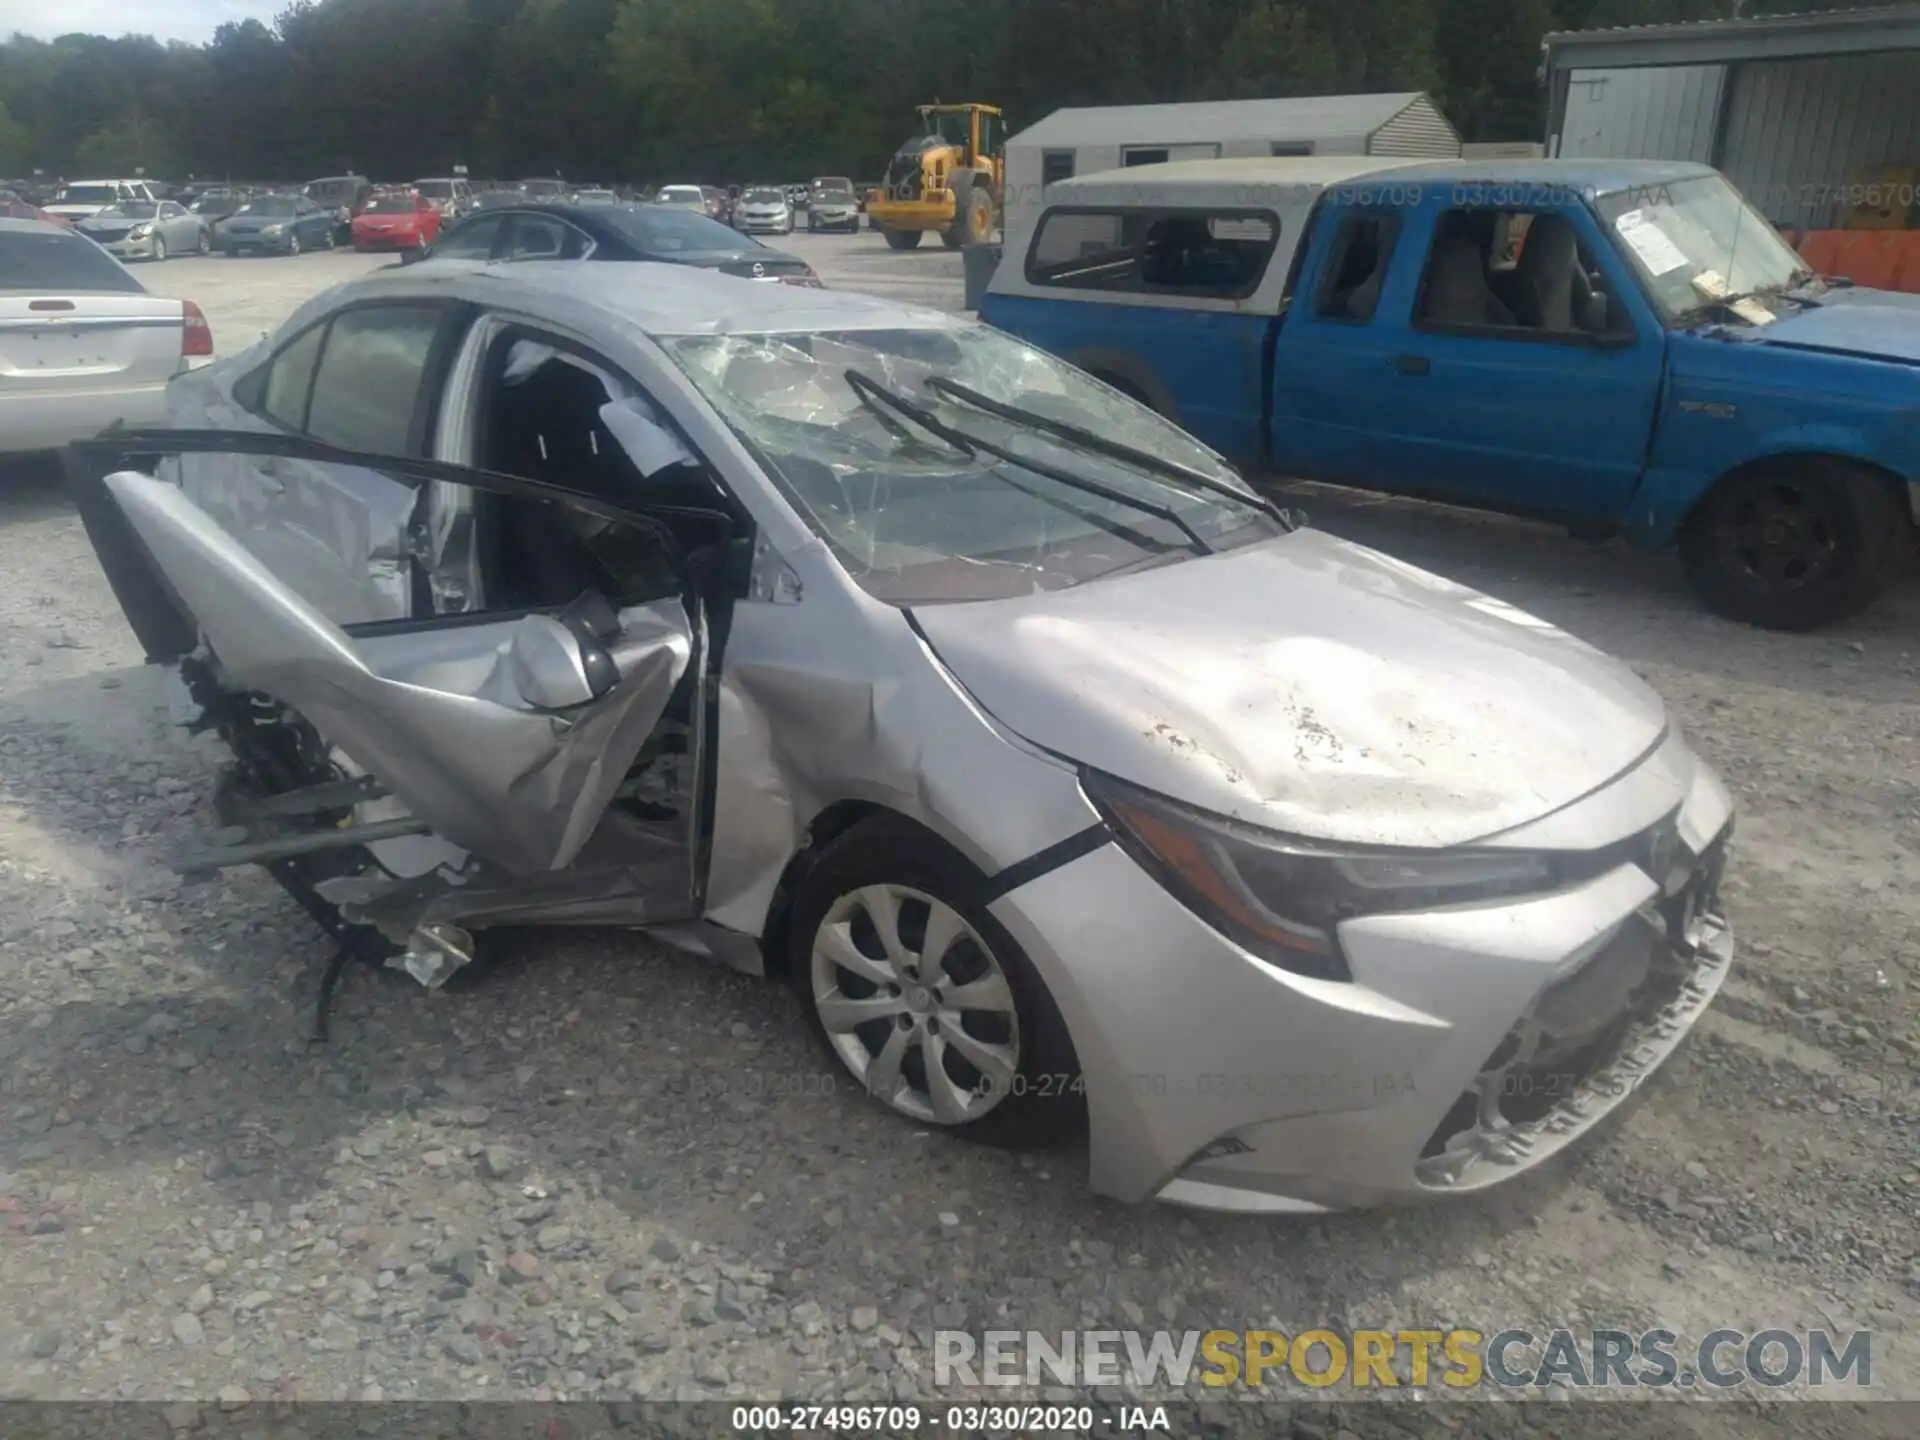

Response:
(0, 0), (1834, 184)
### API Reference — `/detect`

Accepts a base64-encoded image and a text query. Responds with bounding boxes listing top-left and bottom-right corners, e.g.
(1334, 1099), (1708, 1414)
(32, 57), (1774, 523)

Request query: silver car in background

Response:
(76, 199), (211, 261)
(2, 218), (213, 458)
(807, 187), (859, 233)
(732, 185), (793, 234)
(66, 264), (1734, 1212)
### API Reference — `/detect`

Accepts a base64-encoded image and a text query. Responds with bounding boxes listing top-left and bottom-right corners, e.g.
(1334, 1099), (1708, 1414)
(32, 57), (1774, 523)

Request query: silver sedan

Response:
(66, 263), (1735, 1213)
(75, 199), (210, 261)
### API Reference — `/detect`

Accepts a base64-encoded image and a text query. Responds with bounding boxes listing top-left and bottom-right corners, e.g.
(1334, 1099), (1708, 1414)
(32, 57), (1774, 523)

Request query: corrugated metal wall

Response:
(1718, 54), (1920, 228)
(1368, 97), (1463, 157)
(1556, 66), (1725, 161)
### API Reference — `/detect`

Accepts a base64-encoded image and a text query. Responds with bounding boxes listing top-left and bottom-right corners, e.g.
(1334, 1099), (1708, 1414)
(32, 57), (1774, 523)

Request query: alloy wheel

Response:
(809, 883), (1020, 1125)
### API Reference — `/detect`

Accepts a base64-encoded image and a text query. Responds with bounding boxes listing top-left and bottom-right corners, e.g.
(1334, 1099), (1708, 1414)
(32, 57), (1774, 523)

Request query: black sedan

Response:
(412, 201), (820, 284)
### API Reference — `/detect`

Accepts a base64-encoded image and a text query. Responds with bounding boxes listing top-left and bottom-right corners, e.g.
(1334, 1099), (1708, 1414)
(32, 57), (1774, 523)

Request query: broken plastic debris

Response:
(386, 923), (476, 989)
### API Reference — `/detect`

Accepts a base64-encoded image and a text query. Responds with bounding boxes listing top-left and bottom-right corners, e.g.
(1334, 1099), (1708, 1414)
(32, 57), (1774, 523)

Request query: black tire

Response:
(788, 816), (1084, 1150)
(150, 235), (167, 262)
(882, 226), (922, 251)
(196, 228), (211, 256)
(944, 174), (993, 251)
(287, 233), (302, 257)
(1679, 459), (1906, 630)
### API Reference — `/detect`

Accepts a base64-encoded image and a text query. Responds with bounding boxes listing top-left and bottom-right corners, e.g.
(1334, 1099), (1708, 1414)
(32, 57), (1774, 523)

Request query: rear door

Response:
(0, 227), (181, 401)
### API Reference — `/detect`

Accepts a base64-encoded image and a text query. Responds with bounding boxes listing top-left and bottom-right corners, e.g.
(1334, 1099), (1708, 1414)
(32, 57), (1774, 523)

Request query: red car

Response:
(1, 190), (69, 226)
(350, 190), (442, 253)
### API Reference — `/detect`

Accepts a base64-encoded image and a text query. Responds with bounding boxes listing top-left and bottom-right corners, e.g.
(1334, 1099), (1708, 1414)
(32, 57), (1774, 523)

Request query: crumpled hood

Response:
(911, 530), (1669, 849)
(1734, 286), (1920, 365)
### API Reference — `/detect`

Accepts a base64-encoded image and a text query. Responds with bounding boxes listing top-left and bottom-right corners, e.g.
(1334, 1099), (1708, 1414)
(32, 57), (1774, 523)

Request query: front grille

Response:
(89, 227), (133, 243)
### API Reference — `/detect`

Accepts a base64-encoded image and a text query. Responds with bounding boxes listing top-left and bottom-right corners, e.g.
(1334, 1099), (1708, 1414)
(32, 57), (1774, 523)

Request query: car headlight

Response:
(1085, 771), (1561, 981)
(128, 224), (152, 238)
(262, 223), (284, 235)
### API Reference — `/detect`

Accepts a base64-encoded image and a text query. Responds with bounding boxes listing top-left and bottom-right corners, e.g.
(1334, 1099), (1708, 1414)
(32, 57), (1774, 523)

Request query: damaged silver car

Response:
(67, 263), (1736, 1212)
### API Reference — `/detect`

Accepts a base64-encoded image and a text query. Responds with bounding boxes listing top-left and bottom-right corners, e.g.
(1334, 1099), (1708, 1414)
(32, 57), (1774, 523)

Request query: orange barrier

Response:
(1795, 228), (1920, 293)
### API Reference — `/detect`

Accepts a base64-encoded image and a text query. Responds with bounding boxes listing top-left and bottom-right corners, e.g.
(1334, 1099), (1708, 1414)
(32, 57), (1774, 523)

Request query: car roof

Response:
(325, 259), (958, 340)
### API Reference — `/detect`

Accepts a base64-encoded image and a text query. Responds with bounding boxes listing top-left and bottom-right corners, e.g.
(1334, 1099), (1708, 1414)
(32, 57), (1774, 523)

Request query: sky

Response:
(0, 1), (285, 44)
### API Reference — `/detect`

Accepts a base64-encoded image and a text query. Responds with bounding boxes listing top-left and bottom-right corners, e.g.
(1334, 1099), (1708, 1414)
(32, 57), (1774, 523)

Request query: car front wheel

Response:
(287, 233), (301, 256)
(1679, 459), (1907, 630)
(789, 817), (1083, 1148)
(150, 235), (168, 262)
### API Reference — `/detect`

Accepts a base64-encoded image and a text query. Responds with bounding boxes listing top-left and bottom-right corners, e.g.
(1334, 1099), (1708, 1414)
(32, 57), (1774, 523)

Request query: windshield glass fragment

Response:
(664, 326), (1279, 604)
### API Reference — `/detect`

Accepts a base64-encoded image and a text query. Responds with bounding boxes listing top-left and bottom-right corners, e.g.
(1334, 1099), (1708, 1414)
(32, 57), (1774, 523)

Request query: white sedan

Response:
(1, 218), (214, 458)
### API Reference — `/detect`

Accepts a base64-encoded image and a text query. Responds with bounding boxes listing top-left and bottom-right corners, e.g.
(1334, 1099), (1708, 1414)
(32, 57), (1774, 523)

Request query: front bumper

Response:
(100, 236), (156, 259)
(353, 232), (422, 251)
(735, 215), (790, 232)
(810, 210), (857, 227)
(988, 737), (1736, 1210)
(868, 198), (955, 228)
(220, 234), (291, 254)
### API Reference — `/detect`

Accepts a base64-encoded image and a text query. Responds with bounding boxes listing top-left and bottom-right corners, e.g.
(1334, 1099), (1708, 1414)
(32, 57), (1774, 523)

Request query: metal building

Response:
(1543, 6), (1920, 231)
(1003, 93), (1460, 235)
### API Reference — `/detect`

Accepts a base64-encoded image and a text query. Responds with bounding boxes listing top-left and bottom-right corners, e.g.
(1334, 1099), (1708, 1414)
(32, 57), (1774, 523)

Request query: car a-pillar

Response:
(1676, 453), (1912, 631)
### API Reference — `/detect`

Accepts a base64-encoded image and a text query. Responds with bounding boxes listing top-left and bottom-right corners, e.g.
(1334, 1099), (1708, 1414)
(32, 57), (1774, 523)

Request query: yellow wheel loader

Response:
(865, 102), (1003, 251)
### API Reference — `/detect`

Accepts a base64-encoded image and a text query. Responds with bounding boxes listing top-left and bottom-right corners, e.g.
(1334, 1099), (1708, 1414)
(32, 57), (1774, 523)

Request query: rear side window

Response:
(1025, 208), (1279, 299)
(260, 324), (327, 430)
(1315, 210), (1404, 322)
(0, 229), (144, 294)
(501, 213), (585, 260)
(434, 214), (504, 260)
(305, 305), (444, 453)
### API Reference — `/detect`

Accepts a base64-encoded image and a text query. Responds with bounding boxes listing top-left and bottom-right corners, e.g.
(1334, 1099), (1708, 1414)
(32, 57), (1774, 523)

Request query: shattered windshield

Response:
(1595, 175), (1809, 324)
(664, 326), (1279, 604)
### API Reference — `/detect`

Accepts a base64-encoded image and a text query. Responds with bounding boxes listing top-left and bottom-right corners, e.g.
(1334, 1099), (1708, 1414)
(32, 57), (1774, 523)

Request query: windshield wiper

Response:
(923, 376), (1285, 525)
(844, 369), (1214, 555)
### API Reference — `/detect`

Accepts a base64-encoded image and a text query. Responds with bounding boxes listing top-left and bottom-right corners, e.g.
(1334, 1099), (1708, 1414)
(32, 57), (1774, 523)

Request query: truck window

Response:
(1316, 211), (1403, 322)
(1026, 208), (1279, 300)
(1414, 209), (1628, 339)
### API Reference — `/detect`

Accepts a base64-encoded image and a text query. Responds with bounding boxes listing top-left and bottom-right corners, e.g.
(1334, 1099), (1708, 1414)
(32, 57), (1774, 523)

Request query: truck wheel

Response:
(945, 177), (993, 250)
(1679, 459), (1906, 630)
(882, 226), (922, 250)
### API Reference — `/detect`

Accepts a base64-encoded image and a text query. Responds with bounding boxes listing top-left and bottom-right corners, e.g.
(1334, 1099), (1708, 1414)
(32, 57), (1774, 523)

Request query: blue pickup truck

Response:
(980, 157), (1920, 630)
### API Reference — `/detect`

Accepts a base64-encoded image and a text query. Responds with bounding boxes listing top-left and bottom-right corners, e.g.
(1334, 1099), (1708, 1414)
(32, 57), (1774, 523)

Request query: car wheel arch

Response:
(1680, 450), (1913, 543)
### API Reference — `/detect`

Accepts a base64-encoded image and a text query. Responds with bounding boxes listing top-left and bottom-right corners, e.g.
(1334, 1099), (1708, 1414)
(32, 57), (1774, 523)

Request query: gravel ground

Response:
(0, 238), (1914, 1432)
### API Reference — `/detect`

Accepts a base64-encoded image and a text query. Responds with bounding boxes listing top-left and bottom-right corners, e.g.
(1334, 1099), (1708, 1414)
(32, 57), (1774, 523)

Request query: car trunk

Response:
(0, 293), (183, 399)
